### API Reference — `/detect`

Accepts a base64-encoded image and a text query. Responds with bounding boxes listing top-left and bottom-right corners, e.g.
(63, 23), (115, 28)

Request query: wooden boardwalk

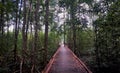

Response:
(42, 45), (92, 73)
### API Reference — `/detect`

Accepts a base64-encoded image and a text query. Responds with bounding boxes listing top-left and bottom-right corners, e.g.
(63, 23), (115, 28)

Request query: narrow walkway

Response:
(42, 45), (92, 73)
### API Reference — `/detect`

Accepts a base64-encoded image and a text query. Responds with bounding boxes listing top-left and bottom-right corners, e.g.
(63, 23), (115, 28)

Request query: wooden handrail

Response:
(42, 47), (61, 73)
(42, 45), (92, 73)
(65, 46), (92, 73)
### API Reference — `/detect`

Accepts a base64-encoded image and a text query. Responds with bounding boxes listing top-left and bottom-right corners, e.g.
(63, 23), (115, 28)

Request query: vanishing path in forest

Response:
(42, 45), (92, 73)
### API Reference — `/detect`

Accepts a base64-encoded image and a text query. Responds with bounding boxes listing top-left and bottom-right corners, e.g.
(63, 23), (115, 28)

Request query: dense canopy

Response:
(0, 0), (120, 73)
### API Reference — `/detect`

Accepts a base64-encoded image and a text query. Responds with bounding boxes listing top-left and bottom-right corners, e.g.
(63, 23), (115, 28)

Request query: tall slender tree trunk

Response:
(70, 4), (77, 53)
(21, 0), (27, 72)
(14, 0), (19, 62)
(0, 0), (4, 54)
(44, 0), (49, 66)
(22, 0), (27, 56)
(0, 0), (4, 35)
(94, 24), (100, 71)
(31, 0), (40, 72)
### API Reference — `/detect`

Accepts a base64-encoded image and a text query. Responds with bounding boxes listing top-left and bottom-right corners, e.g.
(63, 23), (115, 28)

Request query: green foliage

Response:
(78, 0), (93, 5)
(0, 31), (60, 72)
(0, 0), (15, 14)
(93, 1), (120, 73)
(77, 29), (94, 51)
(1, 0), (120, 73)
(0, 32), (14, 55)
(0, 33), (14, 73)
(59, 0), (77, 8)
(47, 32), (60, 60)
(50, 0), (56, 7)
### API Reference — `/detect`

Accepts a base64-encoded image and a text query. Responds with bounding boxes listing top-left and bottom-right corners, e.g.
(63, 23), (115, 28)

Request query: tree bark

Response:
(31, 0), (40, 72)
(70, 4), (77, 53)
(0, 0), (4, 57)
(14, 0), (19, 62)
(21, 0), (27, 72)
(44, 0), (49, 66)
(0, 0), (4, 35)
(22, 0), (27, 55)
